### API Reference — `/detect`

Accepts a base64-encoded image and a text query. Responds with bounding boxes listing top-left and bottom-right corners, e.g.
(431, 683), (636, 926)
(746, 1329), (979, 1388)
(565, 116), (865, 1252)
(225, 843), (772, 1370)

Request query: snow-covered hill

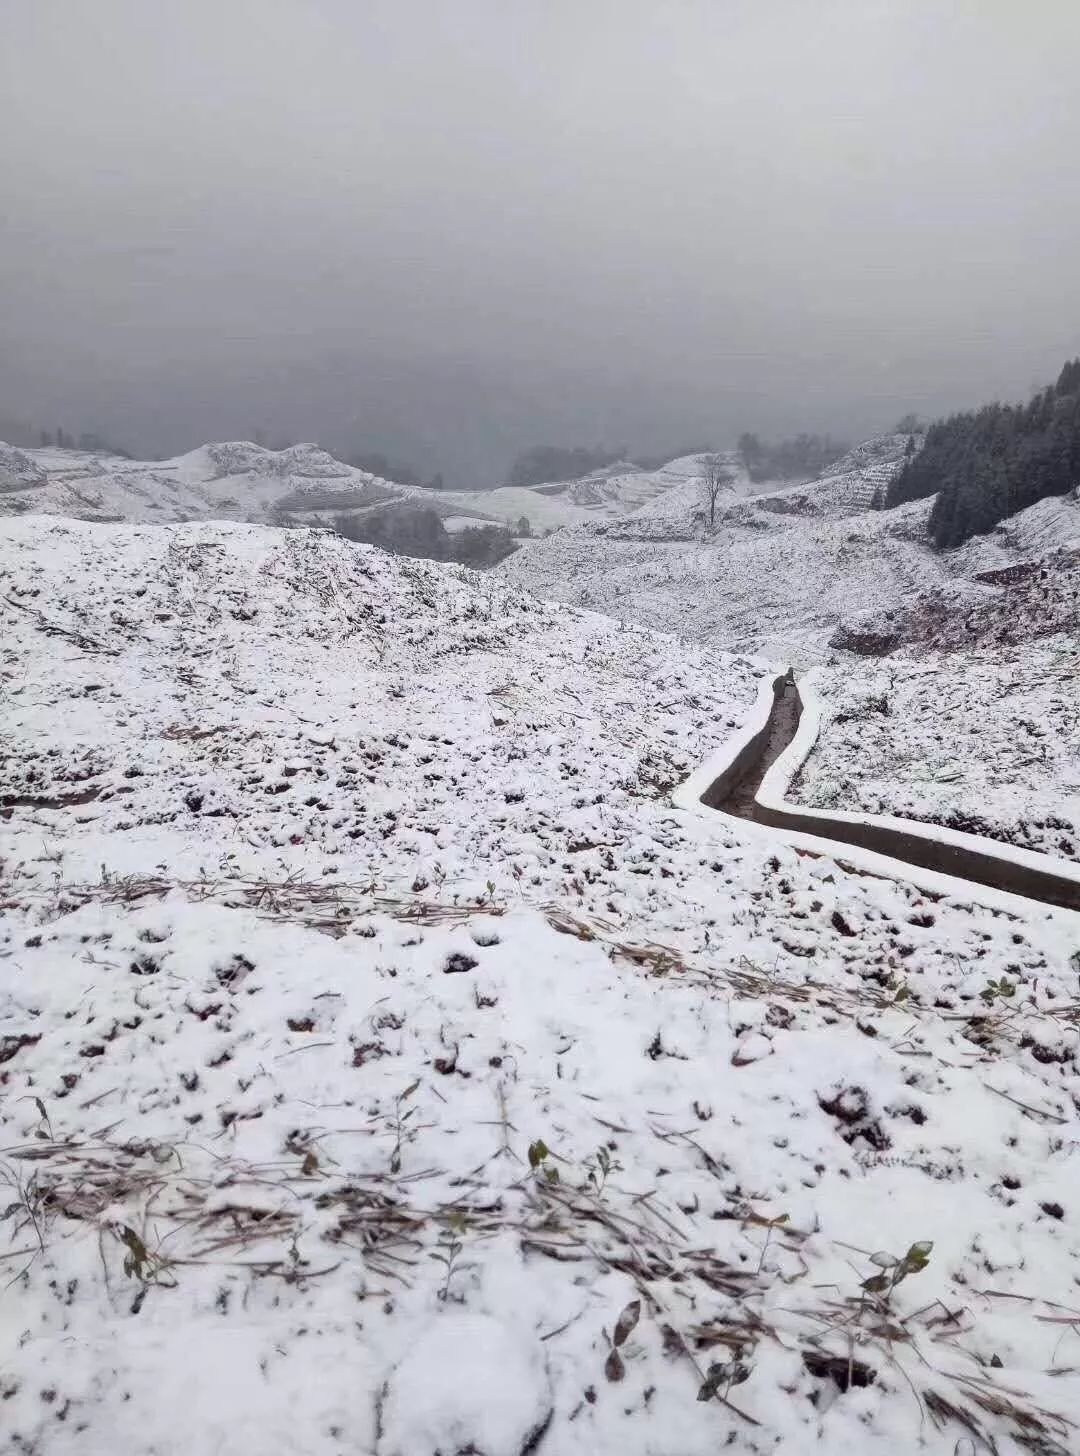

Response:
(500, 493), (943, 663)
(437, 453), (755, 533)
(500, 435), (1080, 663)
(0, 441), (758, 538)
(0, 439), (499, 531)
(793, 533), (1080, 863)
(795, 635), (1080, 861)
(800, 432), (916, 513)
(4, 517), (1080, 1454)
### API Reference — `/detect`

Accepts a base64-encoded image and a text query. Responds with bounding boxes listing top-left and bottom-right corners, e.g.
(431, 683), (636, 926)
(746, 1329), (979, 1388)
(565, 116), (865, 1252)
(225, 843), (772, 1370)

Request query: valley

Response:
(6, 10), (1079, 1452)
(1, 426), (1078, 1456)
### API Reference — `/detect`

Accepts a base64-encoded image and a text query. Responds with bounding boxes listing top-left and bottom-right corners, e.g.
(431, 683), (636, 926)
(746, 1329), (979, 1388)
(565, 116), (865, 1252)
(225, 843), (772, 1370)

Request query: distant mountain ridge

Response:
(0, 438), (499, 532)
(0, 439), (757, 536)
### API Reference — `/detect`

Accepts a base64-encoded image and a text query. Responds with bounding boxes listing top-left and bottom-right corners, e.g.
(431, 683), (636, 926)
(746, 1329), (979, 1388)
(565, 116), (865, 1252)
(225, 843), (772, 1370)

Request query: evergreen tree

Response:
(885, 358), (1080, 547)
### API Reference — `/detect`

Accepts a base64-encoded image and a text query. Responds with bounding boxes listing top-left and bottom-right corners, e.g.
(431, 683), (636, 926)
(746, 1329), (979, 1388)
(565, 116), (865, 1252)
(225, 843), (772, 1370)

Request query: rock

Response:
(829, 609), (904, 656)
(732, 1030), (773, 1066)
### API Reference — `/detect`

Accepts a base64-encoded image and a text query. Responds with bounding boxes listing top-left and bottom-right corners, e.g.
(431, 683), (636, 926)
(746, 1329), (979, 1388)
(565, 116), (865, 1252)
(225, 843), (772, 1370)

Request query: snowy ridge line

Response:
(673, 674), (1080, 922)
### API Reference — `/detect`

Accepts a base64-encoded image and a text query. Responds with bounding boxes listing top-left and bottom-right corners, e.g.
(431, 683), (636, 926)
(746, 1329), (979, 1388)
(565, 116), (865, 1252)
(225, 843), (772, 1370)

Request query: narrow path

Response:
(703, 677), (1080, 914)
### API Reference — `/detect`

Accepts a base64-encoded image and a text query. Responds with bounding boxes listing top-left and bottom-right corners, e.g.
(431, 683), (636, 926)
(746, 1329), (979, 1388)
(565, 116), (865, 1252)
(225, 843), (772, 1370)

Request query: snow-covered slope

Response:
(799, 432), (917, 513)
(0, 439), (498, 531)
(955, 487), (1080, 572)
(794, 636), (1080, 861)
(438, 454), (749, 532)
(501, 439), (1080, 663)
(501, 494), (942, 663)
(3, 517), (1080, 1455)
(793, 531), (1080, 862)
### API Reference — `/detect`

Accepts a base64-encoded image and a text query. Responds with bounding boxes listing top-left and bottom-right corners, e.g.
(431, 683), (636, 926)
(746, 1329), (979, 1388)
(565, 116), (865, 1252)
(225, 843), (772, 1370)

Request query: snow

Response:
(501, 442), (1080, 665)
(0, 442), (46, 493)
(0, 439), (498, 532)
(500, 494), (942, 664)
(0, 441), (759, 538)
(436, 454), (757, 534)
(3, 515), (1080, 1455)
(792, 637), (1080, 862)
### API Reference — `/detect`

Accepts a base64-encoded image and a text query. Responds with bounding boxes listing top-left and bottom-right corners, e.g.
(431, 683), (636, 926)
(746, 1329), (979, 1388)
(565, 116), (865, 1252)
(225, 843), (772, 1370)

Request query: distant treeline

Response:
(333, 505), (517, 567)
(633, 443), (715, 472)
(346, 450), (444, 491)
(36, 426), (132, 456)
(885, 359), (1080, 548)
(505, 445), (628, 488)
(737, 432), (848, 483)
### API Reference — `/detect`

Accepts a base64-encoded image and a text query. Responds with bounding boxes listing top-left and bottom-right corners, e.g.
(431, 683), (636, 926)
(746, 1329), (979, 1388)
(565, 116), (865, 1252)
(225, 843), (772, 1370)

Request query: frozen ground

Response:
(3, 519), (1080, 1454)
(793, 637), (1080, 862)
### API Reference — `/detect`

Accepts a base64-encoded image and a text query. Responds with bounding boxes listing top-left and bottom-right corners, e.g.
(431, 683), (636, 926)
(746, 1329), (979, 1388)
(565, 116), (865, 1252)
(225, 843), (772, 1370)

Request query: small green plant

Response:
(753, 1211), (789, 1275)
(585, 1145), (622, 1197)
(603, 1299), (641, 1382)
(981, 976), (1017, 1006)
(528, 1138), (559, 1185)
(117, 1224), (177, 1309)
(389, 1078), (421, 1174)
(31, 1097), (53, 1141)
(884, 975), (912, 1006)
(697, 1352), (752, 1404)
(1, 1165), (47, 1255)
(431, 1213), (469, 1302)
(861, 1240), (933, 1303)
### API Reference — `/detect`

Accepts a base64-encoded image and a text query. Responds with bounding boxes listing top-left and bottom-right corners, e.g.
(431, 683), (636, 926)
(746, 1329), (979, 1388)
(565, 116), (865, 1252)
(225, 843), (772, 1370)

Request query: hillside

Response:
(3, 437), (906, 546)
(0, 440), (761, 540)
(794, 635), (1080, 861)
(438, 453), (751, 533)
(4, 518), (1080, 1454)
(0, 439), (499, 532)
(793, 534), (1080, 866)
(501, 434), (1080, 663)
(500, 493), (940, 663)
(885, 358), (1080, 547)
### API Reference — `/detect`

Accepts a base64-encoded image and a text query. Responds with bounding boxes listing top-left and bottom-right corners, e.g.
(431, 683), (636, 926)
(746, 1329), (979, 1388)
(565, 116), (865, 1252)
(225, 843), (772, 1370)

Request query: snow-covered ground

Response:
(4, 517), (1080, 1454)
(793, 637), (1080, 862)
(795, 523), (1080, 861)
(0, 441), (754, 538)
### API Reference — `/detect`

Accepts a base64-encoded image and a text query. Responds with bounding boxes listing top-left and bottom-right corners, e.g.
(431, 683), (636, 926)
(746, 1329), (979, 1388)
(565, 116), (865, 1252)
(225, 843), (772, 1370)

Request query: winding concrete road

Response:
(703, 675), (1080, 914)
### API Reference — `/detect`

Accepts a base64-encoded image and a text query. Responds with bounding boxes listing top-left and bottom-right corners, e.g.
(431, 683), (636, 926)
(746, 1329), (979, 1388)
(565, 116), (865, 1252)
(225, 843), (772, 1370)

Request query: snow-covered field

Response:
(793, 637), (1080, 862)
(0, 440), (750, 538)
(4, 517), (1080, 1454)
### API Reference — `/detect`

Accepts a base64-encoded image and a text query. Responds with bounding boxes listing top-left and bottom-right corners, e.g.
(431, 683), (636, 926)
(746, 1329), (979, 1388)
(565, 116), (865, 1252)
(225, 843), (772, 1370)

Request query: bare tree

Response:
(699, 454), (733, 529)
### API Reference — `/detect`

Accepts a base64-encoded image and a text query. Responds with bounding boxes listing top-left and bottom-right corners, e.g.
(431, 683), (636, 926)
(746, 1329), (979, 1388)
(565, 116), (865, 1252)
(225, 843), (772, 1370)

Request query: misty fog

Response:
(2, 0), (1078, 485)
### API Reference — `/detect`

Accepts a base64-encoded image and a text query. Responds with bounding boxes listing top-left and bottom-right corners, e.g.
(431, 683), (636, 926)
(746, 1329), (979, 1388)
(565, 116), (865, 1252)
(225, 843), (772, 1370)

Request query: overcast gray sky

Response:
(2, 0), (1078, 484)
